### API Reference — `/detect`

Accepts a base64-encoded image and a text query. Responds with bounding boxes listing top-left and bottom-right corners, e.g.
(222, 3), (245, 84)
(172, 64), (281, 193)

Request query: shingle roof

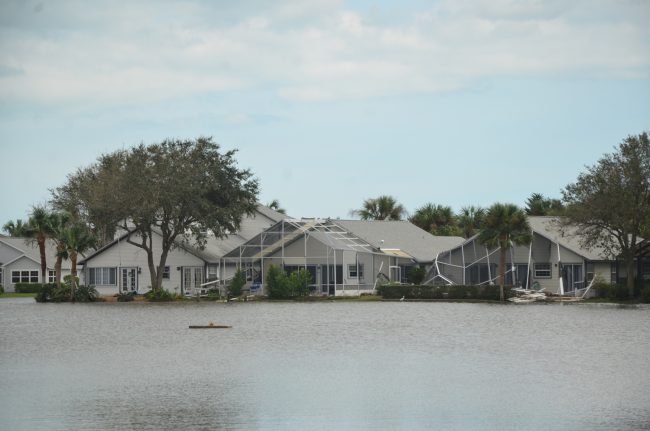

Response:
(334, 220), (465, 262)
(79, 205), (285, 264)
(527, 216), (612, 260)
(0, 237), (72, 269)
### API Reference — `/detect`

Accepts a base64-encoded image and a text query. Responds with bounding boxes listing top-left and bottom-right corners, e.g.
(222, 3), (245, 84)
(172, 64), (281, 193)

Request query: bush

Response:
(228, 268), (246, 298)
(290, 269), (312, 297)
(640, 286), (650, 304)
(117, 292), (135, 302)
(0, 285), (4, 294)
(15, 283), (44, 293)
(145, 289), (175, 302)
(266, 265), (313, 299)
(74, 285), (98, 302)
(608, 284), (629, 300)
(594, 280), (611, 298)
(378, 284), (504, 301)
(407, 267), (426, 285)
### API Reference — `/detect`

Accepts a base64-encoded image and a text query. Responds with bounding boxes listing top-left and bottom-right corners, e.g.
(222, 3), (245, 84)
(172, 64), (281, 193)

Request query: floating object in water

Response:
(189, 322), (232, 329)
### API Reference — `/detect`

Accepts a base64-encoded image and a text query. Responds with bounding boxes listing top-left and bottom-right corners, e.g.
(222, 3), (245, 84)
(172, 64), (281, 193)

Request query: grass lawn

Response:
(0, 292), (37, 298)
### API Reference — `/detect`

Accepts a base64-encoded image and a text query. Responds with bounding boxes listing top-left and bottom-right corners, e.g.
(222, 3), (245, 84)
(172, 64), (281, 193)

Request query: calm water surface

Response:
(1, 298), (649, 431)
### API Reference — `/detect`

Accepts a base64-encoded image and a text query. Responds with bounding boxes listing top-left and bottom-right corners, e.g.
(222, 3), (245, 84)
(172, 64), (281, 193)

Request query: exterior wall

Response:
(83, 233), (205, 295)
(241, 235), (396, 296)
(433, 234), (602, 295)
(0, 242), (22, 266)
(2, 256), (73, 292)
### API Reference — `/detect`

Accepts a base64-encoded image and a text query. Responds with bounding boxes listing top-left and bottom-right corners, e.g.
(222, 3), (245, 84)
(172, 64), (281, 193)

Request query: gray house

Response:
(426, 216), (649, 296)
(222, 218), (464, 296)
(0, 237), (72, 292)
(78, 205), (285, 296)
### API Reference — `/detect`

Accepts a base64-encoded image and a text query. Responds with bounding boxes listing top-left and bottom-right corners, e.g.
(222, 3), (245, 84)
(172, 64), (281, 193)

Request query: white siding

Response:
(83, 232), (205, 295)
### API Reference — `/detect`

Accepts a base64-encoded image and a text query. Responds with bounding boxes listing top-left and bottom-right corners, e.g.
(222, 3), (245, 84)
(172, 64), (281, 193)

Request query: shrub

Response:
(74, 285), (98, 302)
(407, 267), (426, 285)
(228, 268), (246, 298)
(640, 286), (650, 304)
(378, 284), (503, 301)
(0, 285), (4, 294)
(290, 268), (312, 297)
(117, 292), (135, 302)
(609, 284), (629, 300)
(15, 283), (44, 293)
(63, 275), (80, 288)
(145, 288), (175, 302)
(594, 281), (611, 298)
(266, 265), (290, 299)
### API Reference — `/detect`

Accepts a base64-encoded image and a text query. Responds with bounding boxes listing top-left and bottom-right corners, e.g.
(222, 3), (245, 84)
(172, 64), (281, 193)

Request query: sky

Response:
(0, 0), (649, 224)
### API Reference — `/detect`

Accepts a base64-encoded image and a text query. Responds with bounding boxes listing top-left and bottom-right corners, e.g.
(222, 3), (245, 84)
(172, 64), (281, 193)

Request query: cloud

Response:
(0, 0), (647, 106)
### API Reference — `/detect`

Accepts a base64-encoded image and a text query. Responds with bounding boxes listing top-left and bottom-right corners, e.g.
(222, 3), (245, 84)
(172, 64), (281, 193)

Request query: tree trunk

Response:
(499, 247), (506, 302)
(70, 252), (77, 302)
(54, 255), (63, 289)
(38, 235), (47, 284)
(147, 249), (159, 291)
(625, 256), (635, 298)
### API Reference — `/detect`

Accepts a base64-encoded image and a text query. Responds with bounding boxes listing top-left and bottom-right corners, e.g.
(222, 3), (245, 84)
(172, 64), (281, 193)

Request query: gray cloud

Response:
(0, 0), (647, 106)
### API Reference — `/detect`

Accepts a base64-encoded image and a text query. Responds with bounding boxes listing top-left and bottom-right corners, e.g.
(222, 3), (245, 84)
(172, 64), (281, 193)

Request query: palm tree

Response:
(266, 199), (286, 214)
(3, 206), (55, 284)
(478, 203), (532, 301)
(457, 206), (486, 238)
(50, 212), (72, 288)
(3, 219), (30, 236)
(525, 193), (565, 216)
(352, 196), (405, 221)
(60, 222), (96, 301)
(409, 203), (458, 235)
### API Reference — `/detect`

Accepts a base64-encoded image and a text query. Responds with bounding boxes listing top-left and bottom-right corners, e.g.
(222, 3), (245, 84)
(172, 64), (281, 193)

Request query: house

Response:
(221, 218), (465, 296)
(78, 205), (285, 296)
(0, 237), (72, 292)
(425, 216), (650, 296)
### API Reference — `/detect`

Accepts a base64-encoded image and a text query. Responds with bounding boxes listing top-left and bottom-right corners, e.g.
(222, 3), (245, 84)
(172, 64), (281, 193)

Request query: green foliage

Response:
(228, 268), (246, 298)
(0, 285), (3, 294)
(353, 195), (405, 221)
(378, 284), (505, 301)
(290, 269), (312, 297)
(608, 284), (630, 300)
(562, 132), (650, 297)
(34, 283), (97, 302)
(145, 289), (176, 302)
(74, 285), (98, 302)
(458, 206), (486, 238)
(266, 265), (291, 299)
(206, 288), (222, 301)
(640, 286), (650, 304)
(117, 292), (135, 302)
(409, 203), (461, 236)
(15, 283), (44, 293)
(525, 193), (565, 216)
(478, 203), (531, 301)
(266, 265), (312, 299)
(407, 267), (426, 285)
(266, 199), (286, 214)
(63, 275), (80, 288)
(52, 137), (259, 292)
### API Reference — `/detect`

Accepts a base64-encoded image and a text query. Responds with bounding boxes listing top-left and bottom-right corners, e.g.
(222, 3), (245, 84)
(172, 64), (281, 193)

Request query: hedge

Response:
(14, 283), (52, 293)
(378, 284), (508, 301)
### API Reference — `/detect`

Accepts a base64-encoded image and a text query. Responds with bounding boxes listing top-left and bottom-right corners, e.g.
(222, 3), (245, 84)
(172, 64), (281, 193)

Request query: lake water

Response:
(1, 298), (649, 431)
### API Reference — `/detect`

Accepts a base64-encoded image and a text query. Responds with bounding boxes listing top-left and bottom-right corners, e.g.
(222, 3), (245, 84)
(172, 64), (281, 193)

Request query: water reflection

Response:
(1, 300), (649, 430)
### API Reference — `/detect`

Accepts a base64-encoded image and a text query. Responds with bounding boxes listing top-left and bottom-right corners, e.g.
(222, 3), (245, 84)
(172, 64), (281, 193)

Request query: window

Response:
(348, 264), (364, 279)
(11, 270), (39, 283)
(48, 270), (56, 283)
(610, 262), (618, 284)
(87, 267), (117, 285)
(162, 266), (170, 280)
(534, 263), (551, 278)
